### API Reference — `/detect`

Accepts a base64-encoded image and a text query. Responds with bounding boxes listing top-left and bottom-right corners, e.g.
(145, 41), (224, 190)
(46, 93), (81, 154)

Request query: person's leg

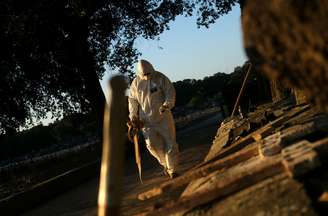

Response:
(160, 113), (179, 178)
(142, 127), (167, 169)
(165, 141), (179, 178)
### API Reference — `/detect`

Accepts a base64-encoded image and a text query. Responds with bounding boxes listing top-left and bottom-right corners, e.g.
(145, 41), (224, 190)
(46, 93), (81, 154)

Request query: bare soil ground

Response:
(22, 113), (222, 216)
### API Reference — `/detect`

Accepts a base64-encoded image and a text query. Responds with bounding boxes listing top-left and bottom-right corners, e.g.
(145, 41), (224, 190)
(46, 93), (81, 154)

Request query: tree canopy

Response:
(0, 0), (241, 135)
(173, 61), (271, 112)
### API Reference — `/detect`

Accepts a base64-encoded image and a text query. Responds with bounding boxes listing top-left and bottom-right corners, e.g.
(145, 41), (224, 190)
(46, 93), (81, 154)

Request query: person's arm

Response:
(160, 74), (176, 112)
(128, 79), (139, 121)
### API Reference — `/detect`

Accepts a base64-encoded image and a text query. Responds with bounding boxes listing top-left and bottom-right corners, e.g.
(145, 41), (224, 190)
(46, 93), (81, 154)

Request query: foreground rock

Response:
(138, 98), (328, 215)
(242, 0), (328, 112)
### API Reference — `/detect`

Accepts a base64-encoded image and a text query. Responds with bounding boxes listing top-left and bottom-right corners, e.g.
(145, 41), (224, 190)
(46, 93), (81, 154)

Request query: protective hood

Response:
(137, 59), (155, 79)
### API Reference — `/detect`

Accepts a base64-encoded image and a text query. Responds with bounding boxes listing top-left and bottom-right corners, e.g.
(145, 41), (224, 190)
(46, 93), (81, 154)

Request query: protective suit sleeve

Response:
(161, 74), (176, 109)
(128, 79), (139, 120)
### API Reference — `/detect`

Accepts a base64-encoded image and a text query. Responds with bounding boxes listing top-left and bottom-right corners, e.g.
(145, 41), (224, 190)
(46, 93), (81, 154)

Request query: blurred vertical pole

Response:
(98, 75), (127, 216)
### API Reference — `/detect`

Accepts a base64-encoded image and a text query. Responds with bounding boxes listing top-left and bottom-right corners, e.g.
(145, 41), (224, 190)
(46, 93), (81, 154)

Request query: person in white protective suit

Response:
(128, 59), (179, 179)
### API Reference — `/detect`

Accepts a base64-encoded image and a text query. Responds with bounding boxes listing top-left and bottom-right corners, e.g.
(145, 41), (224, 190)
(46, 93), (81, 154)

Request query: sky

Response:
(101, 5), (247, 93)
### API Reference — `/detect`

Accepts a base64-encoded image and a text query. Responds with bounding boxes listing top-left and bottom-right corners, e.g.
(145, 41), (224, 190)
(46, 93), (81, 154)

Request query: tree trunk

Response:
(292, 88), (308, 105)
(270, 80), (288, 102)
(72, 18), (106, 137)
(80, 49), (106, 126)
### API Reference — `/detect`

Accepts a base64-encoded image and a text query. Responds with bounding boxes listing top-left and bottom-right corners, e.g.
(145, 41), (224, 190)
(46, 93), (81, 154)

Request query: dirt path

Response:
(22, 114), (221, 216)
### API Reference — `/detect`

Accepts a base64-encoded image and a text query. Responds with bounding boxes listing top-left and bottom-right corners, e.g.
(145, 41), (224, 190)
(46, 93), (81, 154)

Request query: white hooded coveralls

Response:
(128, 60), (179, 176)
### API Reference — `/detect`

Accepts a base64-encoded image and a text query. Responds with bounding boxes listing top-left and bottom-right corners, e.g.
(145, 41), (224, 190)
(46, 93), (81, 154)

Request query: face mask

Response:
(142, 72), (151, 80)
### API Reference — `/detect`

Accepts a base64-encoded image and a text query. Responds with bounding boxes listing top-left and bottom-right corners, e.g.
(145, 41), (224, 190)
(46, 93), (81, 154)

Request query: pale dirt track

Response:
(23, 113), (221, 216)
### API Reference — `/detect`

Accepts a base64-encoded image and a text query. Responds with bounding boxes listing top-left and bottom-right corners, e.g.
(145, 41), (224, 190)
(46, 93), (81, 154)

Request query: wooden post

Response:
(231, 63), (252, 118)
(98, 76), (127, 216)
